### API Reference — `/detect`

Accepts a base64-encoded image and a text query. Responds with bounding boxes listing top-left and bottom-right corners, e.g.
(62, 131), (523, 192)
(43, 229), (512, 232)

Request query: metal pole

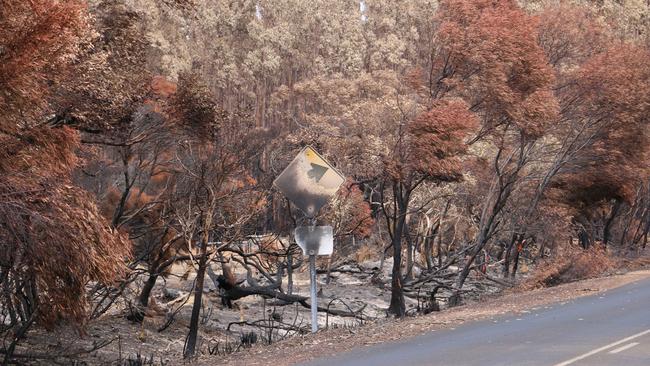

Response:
(309, 253), (318, 333)
(287, 252), (293, 295)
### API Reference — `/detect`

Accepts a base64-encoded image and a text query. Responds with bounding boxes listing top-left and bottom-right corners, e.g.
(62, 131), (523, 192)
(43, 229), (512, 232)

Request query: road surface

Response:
(304, 276), (650, 366)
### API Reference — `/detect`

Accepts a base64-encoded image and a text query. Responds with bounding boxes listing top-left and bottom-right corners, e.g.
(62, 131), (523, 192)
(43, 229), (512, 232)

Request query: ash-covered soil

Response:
(14, 253), (649, 365)
(215, 268), (650, 366)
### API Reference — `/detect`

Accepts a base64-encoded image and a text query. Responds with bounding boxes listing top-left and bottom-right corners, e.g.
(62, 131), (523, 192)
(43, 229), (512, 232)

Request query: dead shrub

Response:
(522, 245), (615, 289)
(619, 254), (650, 271)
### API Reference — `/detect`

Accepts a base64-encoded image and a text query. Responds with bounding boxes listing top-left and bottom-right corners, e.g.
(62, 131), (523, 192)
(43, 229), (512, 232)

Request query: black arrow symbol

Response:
(307, 163), (328, 182)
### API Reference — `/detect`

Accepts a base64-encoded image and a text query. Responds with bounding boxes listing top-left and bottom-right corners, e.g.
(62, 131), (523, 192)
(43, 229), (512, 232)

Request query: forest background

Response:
(1, 0), (649, 363)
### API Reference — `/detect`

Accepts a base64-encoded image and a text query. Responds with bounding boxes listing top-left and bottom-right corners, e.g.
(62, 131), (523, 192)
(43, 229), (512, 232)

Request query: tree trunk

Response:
(138, 273), (158, 308)
(112, 151), (133, 228)
(436, 226), (444, 268)
(388, 186), (407, 318)
(603, 199), (622, 246)
(184, 246), (208, 358)
(457, 223), (492, 290)
(510, 245), (521, 280)
(436, 200), (450, 269)
(502, 234), (518, 278)
(578, 227), (591, 249)
(388, 231), (405, 317)
(424, 224), (434, 272)
(405, 220), (414, 281)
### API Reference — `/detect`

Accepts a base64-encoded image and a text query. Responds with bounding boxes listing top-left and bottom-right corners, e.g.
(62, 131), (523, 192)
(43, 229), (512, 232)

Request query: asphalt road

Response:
(304, 276), (650, 366)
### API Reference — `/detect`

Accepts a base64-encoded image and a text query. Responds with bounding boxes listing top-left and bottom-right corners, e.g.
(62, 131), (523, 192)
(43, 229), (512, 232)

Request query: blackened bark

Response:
(111, 152), (134, 228)
(138, 273), (158, 308)
(183, 247), (207, 358)
(405, 220), (414, 281)
(210, 274), (364, 319)
(603, 199), (622, 246)
(578, 228), (591, 249)
(510, 246), (521, 280)
(388, 230), (405, 318)
(502, 233), (521, 278)
(388, 185), (407, 318)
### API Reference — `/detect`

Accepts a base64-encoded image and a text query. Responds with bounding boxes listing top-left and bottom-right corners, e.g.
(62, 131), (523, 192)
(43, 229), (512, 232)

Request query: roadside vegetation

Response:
(1, 0), (649, 364)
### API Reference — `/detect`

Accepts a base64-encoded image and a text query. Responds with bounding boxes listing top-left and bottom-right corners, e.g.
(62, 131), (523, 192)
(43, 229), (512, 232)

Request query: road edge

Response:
(211, 268), (650, 366)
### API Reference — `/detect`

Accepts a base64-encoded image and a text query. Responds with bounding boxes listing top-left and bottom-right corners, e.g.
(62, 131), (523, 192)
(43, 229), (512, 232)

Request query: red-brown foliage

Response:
(0, 0), (131, 349)
(0, 127), (131, 329)
(328, 181), (375, 239)
(409, 99), (478, 181)
(0, 0), (91, 130)
(434, 0), (558, 138)
(536, 4), (609, 67)
(556, 45), (650, 207)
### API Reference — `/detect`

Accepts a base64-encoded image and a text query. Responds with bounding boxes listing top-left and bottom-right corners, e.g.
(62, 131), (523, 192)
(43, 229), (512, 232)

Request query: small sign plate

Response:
(294, 226), (334, 256)
(273, 146), (345, 217)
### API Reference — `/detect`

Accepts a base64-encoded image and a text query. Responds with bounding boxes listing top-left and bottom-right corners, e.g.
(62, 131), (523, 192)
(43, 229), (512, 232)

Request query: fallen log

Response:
(207, 268), (366, 319)
(226, 284), (366, 319)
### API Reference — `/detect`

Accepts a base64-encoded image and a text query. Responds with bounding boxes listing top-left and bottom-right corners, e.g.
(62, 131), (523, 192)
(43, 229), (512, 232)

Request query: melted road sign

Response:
(294, 226), (334, 256)
(273, 146), (345, 217)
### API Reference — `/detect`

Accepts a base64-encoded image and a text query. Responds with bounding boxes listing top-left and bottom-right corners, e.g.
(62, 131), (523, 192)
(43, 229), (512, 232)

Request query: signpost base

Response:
(309, 254), (317, 333)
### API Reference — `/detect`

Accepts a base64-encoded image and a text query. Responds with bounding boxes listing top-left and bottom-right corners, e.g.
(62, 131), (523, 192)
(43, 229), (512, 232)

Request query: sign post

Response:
(309, 253), (317, 333)
(294, 225), (334, 333)
(273, 146), (344, 333)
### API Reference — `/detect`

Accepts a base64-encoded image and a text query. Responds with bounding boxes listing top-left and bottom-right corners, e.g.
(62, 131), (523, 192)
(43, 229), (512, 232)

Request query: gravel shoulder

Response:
(212, 268), (650, 366)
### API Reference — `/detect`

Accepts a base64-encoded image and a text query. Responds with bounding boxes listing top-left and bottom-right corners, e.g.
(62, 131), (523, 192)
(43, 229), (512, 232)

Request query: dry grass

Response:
(355, 244), (376, 263)
(522, 245), (616, 289)
(618, 250), (650, 271)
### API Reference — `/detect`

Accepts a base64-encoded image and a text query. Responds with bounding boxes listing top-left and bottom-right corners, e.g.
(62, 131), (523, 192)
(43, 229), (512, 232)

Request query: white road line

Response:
(553, 329), (650, 366)
(608, 342), (640, 354)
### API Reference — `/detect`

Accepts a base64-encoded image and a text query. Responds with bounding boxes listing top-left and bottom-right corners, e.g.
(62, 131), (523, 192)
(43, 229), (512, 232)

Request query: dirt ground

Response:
(12, 254), (650, 365)
(15, 259), (405, 365)
(214, 267), (650, 366)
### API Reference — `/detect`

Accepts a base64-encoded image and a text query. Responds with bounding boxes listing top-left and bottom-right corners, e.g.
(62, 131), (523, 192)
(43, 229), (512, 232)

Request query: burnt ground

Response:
(215, 268), (650, 366)
(10, 253), (650, 365)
